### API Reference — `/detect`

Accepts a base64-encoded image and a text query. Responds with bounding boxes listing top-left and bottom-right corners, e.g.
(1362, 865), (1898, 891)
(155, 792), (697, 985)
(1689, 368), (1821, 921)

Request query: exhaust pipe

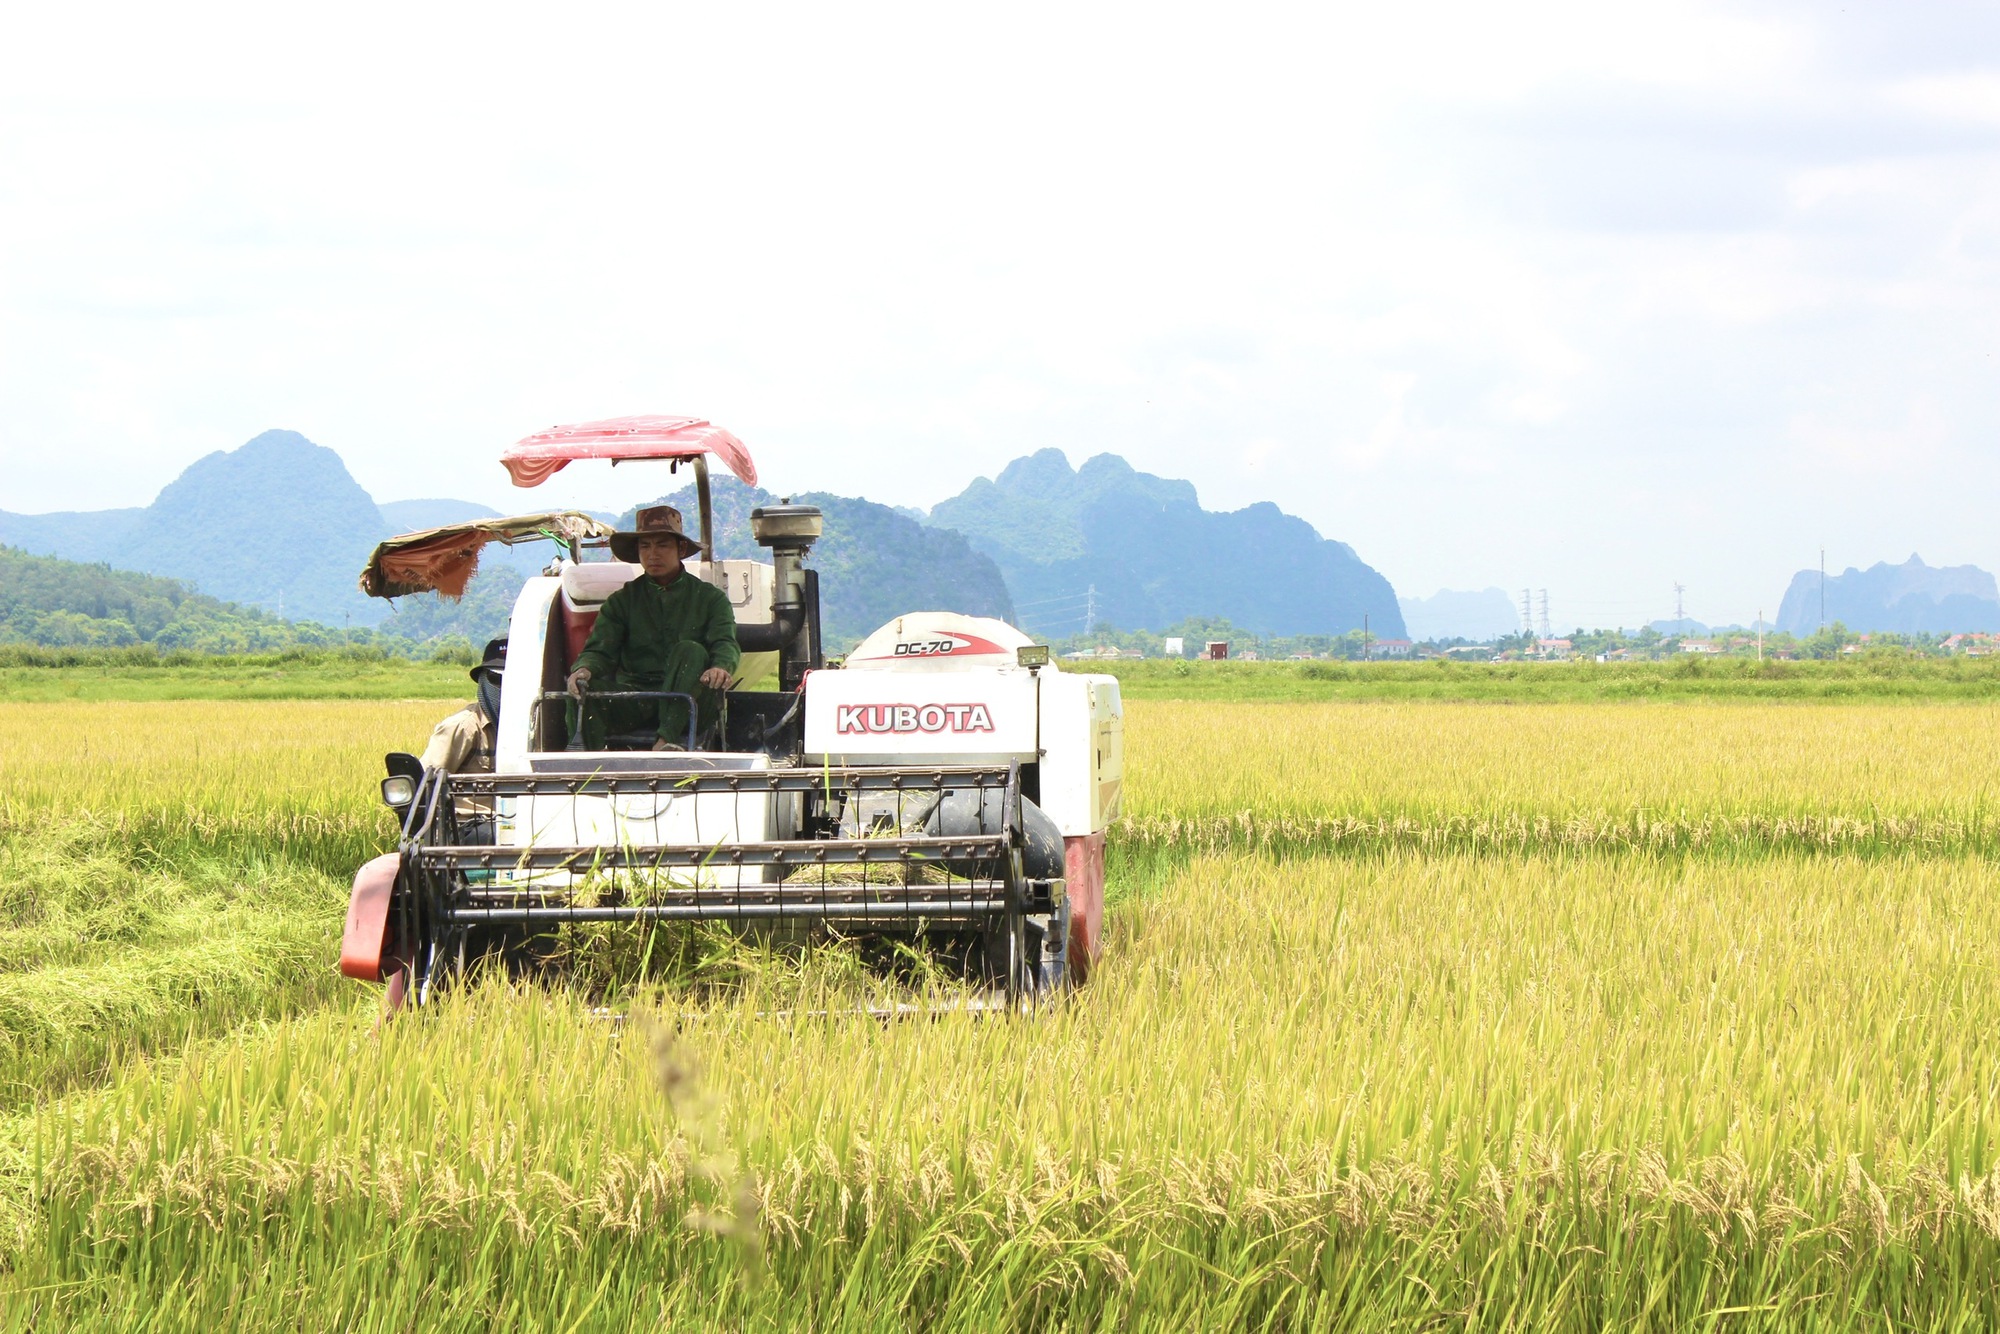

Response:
(737, 604), (804, 652)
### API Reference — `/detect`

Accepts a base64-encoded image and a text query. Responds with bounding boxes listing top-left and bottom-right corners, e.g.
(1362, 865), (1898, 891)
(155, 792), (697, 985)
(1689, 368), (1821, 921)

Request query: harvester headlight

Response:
(380, 775), (417, 808)
(1016, 644), (1051, 669)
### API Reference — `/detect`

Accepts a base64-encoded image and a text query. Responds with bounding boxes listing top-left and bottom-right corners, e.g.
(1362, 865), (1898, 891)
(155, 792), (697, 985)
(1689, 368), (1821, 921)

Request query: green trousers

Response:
(571, 641), (718, 748)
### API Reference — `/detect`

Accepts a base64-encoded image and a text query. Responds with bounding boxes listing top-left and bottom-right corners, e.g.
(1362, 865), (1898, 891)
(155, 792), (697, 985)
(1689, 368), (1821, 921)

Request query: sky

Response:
(2, 1), (1995, 630)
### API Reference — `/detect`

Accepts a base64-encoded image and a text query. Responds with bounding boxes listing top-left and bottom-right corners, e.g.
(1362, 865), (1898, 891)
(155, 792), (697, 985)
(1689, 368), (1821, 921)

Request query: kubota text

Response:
(835, 703), (996, 734)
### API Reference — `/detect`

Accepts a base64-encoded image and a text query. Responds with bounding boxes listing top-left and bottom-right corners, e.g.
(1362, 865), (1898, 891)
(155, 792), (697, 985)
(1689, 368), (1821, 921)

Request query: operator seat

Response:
(557, 561), (643, 663)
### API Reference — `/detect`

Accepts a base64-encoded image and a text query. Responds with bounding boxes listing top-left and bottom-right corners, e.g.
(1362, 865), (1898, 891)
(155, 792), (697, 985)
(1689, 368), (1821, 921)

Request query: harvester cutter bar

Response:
(393, 760), (1039, 1004)
(438, 898), (1011, 924)
(414, 834), (1008, 870)
(449, 765), (1015, 799)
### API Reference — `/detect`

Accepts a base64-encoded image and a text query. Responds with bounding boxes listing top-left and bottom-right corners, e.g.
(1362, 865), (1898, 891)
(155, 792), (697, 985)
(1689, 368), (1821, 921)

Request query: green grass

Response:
(15, 650), (2000, 704)
(0, 655), (470, 702)
(1094, 655), (2000, 703)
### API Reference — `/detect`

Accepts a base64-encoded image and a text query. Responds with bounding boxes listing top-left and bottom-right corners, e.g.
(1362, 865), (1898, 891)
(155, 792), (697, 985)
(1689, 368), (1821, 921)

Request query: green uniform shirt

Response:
(573, 572), (741, 685)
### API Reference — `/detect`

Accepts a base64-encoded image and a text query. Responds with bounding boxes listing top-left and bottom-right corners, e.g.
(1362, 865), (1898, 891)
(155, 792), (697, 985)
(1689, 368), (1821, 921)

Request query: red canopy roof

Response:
(501, 415), (758, 488)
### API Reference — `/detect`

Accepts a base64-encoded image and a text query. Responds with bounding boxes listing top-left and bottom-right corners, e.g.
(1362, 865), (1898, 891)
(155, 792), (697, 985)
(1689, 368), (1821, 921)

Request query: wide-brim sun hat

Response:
(609, 504), (702, 563)
(469, 637), (508, 681)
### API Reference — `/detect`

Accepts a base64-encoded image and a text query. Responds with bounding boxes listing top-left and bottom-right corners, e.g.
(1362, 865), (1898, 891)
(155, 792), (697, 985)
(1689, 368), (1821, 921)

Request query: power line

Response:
(1017, 609), (1090, 632)
(1558, 599), (1689, 610)
(1013, 591), (1095, 610)
(1017, 598), (1101, 633)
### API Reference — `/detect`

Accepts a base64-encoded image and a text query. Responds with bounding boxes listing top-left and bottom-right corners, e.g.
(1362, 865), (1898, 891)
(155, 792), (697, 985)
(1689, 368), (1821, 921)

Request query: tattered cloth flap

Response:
(359, 512), (616, 600)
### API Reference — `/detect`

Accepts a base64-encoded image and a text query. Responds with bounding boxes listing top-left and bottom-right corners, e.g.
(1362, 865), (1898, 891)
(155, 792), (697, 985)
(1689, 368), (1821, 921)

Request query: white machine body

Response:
(804, 612), (1124, 838)
(486, 590), (1122, 890)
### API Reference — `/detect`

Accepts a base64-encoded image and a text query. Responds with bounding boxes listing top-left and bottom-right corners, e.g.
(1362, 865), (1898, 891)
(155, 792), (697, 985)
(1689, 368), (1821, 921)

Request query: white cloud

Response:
(1888, 71), (2000, 126)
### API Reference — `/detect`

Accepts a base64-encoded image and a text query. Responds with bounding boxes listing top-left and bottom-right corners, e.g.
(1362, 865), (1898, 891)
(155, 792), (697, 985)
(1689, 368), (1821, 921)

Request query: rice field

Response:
(1, 695), (1997, 1329)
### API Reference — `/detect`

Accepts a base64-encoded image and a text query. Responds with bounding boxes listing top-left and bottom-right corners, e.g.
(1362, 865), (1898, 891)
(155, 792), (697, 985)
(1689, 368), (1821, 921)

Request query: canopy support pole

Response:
(694, 456), (715, 566)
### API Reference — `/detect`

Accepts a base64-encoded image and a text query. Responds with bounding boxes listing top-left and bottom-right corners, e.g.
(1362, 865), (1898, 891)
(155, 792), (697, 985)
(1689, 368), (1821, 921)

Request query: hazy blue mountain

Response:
(929, 449), (1403, 638)
(1775, 555), (2000, 635)
(1, 430), (394, 627)
(13, 431), (1392, 649)
(2, 434), (579, 639)
(117, 430), (393, 626)
(0, 507), (145, 564)
(801, 493), (1014, 649)
(1399, 588), (1518, 641)
(625, 480), (1015, 649)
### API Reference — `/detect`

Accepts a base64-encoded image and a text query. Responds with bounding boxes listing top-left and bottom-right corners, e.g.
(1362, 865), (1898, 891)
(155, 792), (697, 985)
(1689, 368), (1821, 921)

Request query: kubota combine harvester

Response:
(340, 416), (1123, 1008)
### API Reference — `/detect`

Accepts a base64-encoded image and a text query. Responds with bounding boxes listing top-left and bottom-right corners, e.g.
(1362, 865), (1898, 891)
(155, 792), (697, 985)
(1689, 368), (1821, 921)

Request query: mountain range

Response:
(0, 431), (389, 628)
(1, 430), (1406, 647)
(1775, 555), (2000, 635)
(1, 432), (1022, 648)
(620, 480), (1013, 648)
(929, 449), (1404, 638)
(19, 430), (2000, 649)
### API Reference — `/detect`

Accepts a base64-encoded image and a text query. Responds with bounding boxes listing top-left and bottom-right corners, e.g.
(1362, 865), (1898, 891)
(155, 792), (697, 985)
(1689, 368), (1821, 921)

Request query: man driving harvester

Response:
(565, 504), (739, 750)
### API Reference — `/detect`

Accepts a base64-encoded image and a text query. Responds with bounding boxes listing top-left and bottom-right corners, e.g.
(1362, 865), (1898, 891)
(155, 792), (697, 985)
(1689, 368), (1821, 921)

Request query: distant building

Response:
(1680, 640), (1722, 654)
(1535, 638), (1574, 659)
(1163, 637), (1185, 657)
(1204, 641), (1229, 660)
(1237, 649), (1261, 661)
(1368, 638), (1414, 658)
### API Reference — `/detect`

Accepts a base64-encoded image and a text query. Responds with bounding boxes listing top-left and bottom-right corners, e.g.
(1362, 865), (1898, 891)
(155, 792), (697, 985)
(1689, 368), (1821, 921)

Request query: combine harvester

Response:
(340, 416), (1122, 1009)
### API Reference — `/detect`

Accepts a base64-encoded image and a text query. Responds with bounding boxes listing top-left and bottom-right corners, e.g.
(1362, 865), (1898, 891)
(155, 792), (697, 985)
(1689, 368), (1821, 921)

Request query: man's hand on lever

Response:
(699, 667), (732, 691)
(565, 667), (592, 697)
